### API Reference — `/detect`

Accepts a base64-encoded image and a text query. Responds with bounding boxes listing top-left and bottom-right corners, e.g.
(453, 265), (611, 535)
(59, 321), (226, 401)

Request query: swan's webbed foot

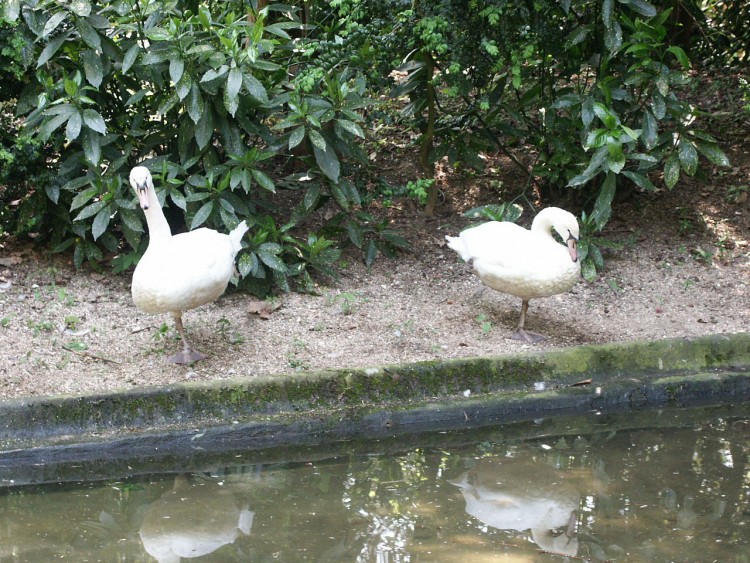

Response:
(170, 313), (208, 364)
(509, 328), (547, 343)
(509, 299), (546, 343)
(168, 349), (208, 364)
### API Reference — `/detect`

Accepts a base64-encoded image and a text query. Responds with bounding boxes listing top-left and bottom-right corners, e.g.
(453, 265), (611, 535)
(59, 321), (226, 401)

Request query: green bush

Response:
(8, 0), (371, 293)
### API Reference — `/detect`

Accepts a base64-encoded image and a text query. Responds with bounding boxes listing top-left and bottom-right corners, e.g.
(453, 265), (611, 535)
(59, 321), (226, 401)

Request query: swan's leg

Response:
(509, 299), (546, 343)
(168, 313), (208, 364)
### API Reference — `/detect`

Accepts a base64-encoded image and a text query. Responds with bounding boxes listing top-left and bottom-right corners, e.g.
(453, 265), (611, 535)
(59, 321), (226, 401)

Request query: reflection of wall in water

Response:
(139, 474), (254, 563)
(451, 456), (580, 556)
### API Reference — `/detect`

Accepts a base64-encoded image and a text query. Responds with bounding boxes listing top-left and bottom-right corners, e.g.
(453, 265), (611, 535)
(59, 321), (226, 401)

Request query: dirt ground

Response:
(1, 92), (748, 401)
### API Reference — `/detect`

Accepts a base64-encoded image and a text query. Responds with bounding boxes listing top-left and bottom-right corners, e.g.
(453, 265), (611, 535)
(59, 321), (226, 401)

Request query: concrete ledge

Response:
(1, 333), (749, 485)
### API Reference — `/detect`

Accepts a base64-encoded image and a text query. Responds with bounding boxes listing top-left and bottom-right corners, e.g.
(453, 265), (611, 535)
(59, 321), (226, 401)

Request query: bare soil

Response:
(1, 94), (748, 401)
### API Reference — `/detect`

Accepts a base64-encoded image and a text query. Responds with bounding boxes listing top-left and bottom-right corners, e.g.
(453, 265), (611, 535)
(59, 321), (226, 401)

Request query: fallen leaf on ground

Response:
(247, 298), (281, 319)
(0, 254), (23, 267)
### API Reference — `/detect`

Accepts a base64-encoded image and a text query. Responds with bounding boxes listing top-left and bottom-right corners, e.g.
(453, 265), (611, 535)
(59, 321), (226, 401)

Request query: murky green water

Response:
(2, 404), (749, 562)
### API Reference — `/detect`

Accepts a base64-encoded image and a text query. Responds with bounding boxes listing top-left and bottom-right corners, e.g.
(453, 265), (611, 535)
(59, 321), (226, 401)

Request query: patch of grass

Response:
(64, 315), (81, 331)
(329, 291), (367, 315)
(1, 316), (11, 328)
(57, 287), (75, 306)
(692, 246), (714, 265)
(287, 338), (310, 371)
(726, 184), (749, 204)
(476, 314), (492, 336)
(215, 317), (245, 345)
(28, 319), (54, 336)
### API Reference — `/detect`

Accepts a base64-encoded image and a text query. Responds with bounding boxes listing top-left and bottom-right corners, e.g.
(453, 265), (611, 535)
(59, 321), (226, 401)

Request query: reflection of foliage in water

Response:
(341, 450), (432, 562)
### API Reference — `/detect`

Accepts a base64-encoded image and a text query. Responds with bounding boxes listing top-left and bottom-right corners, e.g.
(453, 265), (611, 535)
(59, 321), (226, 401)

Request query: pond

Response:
(1, 402), (749, 562)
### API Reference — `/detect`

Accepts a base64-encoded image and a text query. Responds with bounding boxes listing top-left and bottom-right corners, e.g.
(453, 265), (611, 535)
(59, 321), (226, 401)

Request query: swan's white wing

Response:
(132, 229), (237, 314)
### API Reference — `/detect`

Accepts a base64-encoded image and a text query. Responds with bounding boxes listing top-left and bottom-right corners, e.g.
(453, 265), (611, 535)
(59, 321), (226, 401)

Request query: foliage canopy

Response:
(1, 0), (733, 287)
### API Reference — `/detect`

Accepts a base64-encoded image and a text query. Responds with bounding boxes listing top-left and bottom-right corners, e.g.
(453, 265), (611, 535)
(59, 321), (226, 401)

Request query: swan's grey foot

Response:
(170, 314), (207, 363)
(509, 328), (546, 343)
(168, 349), (208, 364)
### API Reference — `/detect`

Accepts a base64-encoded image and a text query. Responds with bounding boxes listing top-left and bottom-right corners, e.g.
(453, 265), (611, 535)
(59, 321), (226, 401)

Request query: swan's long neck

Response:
(143, 189), (172, 241)
(530, 212), (557, 239)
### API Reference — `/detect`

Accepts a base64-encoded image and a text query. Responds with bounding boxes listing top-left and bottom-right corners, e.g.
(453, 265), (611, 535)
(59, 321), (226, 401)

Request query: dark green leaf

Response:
(37, 32), (70, 67)
(119, 207), (143, 232)
(622, 170), (656, 191)
(74, 199), (106, 221)
(650, 93), (666, 119)
(308, 128), (326, 150)
(251, 170), (275, 193)
(258, 247), (288, 273)
(641, 110), (658, 150)
(303, 184), (320, 210)
(40, 113), (69, 141)
(564, 25), (590, 50)
(591, 172), (616, 230)
(70, 186), (98, 211)
(346, 221), (364, 248)
(364, 239), (378, 267)
(678, 139), (698, 176)
(237, 252), (254, 278)
(694, 140), (730, 167)
(568, 146), (607, 186)
(76, 18), (100, 50)
(289, 127), (305, 150)
(191, 201), (214, 230)
(664, 153), (680, 188)
(122, 44), (139, 74)
(82, 108), (106, 134)
(65, 111), (82, 140)
(170, 190), (187, 211)
(169, 58), (185, 85)
(195, 105), (213, 148)
(81, 49), (103, 88)
(581, 258), (597, 282)
(243, 73), (268, 103)
(335, 118), (364, 138)
(43, 11), (68, 38)
(329, 182), (349, 210)
(627, 0), (657, 17)
(187, 84), (204, 124)
(313, 142), (340, 183)
(667, 46), (691, 69)
(82, 128), (101, 165)
(175, 71), (192, 101)
(91, 206), (111, 240)
(606, 142), (625, 174)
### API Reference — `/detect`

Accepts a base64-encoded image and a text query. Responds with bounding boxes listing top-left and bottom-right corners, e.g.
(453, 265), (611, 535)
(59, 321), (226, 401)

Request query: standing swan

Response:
(446, 207), (580, 342)
(129, 166), (249, 363)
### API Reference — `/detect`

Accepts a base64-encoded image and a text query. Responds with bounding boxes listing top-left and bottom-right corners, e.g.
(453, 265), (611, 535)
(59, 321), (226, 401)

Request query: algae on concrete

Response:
(0, 333), (748, 453)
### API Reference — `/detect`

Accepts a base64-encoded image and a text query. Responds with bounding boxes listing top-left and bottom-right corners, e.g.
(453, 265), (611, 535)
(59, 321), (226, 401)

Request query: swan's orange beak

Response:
(566, 235), (578, 262)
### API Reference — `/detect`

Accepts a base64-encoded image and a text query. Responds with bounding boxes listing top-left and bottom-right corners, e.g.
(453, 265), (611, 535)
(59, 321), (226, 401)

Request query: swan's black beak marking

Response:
(566, 231), (579, 263)
(136, 182), (149, 210)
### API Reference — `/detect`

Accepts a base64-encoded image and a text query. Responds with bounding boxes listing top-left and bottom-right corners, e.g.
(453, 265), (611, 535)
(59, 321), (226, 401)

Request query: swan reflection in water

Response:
(451, 456), (580, 556)
(139, 474), (254, 563)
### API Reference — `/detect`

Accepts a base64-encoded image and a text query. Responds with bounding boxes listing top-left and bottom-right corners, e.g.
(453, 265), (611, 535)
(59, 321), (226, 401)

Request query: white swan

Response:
(446, 207), (580, 342)
(129, 166), (249, 364)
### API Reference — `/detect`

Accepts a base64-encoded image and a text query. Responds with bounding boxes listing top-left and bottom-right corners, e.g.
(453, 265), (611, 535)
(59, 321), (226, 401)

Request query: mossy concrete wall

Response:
(0, 332), (749, 485)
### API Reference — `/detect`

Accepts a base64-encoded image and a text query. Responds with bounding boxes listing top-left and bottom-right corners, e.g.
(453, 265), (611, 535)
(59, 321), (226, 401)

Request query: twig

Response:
(62, 344), (122, 365)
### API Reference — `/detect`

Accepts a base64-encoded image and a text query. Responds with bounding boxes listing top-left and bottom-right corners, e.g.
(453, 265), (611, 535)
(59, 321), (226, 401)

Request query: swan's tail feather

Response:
(229, 220), (249, 253)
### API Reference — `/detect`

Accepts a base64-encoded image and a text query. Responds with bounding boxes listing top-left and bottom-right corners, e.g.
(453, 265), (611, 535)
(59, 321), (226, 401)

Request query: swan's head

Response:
(555, 213), (579, 263)
(129, 166), (153, 210)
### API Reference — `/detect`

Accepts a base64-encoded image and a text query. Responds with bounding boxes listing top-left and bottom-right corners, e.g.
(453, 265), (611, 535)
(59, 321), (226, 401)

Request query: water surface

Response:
(2, 404), (749, 562)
